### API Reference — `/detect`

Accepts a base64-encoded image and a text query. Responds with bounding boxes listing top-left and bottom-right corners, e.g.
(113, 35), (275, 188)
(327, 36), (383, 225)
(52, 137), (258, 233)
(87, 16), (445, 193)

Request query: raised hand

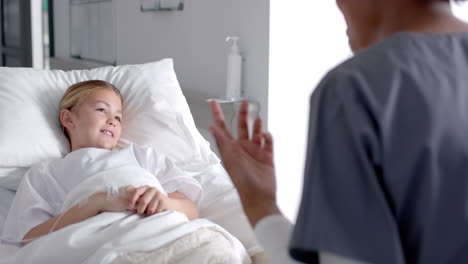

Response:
(209, 100), (281, 226)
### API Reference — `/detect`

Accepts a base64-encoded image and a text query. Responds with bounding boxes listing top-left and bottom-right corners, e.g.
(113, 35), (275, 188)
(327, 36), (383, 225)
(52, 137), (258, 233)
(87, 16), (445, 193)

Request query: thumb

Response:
(209, 125), (232, 155)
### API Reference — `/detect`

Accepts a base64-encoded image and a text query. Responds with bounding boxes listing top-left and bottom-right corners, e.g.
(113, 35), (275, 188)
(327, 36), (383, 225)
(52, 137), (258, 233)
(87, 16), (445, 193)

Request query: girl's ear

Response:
(60, 109), (75, 130)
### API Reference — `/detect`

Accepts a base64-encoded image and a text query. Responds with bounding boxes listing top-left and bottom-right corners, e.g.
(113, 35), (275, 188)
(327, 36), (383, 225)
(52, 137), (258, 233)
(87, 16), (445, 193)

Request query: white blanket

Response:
(0, 167), (251, 264)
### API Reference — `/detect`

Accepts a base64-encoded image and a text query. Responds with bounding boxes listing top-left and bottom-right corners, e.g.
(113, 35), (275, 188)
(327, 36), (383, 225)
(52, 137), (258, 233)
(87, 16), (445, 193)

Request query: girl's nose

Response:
(107, 118), (117, 126)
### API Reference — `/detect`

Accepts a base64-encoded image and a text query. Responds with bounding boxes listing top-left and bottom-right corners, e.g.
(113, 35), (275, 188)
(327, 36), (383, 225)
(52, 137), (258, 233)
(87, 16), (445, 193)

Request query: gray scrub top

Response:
(290, 32), (468, 264)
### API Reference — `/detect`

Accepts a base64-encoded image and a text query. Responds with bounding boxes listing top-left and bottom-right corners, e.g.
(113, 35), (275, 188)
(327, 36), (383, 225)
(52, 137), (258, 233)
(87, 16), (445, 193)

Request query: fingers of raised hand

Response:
(210, 101), (229, 132)
(209, 101), (235, 154)
(209, 125), (234, 157)
(263, 132), (274, 154)
(252, 118), (263, 146)
(237, 100), (250, 140)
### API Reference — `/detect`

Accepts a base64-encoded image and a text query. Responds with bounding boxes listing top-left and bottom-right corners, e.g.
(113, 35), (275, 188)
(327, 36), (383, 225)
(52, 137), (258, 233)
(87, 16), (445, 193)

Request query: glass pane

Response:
(4, 55), (22, 67)
(3, 0), (21, 48)
(70, 0), (115, 64)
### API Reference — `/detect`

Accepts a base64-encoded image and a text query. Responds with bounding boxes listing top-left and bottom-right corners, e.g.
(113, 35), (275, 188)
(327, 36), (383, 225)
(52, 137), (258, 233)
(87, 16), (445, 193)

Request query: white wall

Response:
(453, 1), (468, 22)
(269, 1), (351, 221)
(31, 0), (43, 68)
(54, 0), (270, 123)
(53, 1), (70, 63)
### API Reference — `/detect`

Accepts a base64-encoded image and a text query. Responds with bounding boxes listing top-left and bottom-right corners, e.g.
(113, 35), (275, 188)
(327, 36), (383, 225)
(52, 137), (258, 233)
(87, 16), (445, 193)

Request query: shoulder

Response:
(125, 142), (165, 167)
(127, 142), (153, 157)
(325, 32), (464, 89)
(321, 34), (413, 84)
(17, 158), (59, 191)
(312, 33), (427, 112)
(26, 159), (58, 178)
(127, 142), (166, 157)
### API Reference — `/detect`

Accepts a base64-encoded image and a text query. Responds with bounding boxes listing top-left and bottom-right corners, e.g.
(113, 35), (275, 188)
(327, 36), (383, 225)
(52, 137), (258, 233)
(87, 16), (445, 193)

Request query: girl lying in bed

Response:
(1, 80), (249, 263)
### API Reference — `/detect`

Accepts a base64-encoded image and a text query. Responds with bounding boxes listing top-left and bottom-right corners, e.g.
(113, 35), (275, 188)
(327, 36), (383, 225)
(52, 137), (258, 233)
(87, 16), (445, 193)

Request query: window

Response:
(70, 0), (115, 64)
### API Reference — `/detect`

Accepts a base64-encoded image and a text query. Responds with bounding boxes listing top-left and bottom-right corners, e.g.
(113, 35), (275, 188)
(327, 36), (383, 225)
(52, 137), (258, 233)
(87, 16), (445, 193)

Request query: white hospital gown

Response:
(1, 143), (202, 243)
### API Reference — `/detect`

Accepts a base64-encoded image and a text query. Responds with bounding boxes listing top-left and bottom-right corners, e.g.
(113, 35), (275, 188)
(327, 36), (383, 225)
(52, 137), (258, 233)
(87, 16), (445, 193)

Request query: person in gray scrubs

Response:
(209, 0), (468, 263)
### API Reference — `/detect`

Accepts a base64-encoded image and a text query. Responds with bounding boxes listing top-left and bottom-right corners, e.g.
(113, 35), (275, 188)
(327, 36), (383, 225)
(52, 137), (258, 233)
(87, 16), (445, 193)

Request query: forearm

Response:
(243, 199), (282, 227)
(168, 192), (198, 220)
(23, 193), (104, 244)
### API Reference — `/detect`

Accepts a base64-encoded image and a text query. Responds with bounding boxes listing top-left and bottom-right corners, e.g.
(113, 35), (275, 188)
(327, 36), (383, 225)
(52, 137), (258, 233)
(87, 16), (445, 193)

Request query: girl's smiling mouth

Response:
(100, 130), (114, 137)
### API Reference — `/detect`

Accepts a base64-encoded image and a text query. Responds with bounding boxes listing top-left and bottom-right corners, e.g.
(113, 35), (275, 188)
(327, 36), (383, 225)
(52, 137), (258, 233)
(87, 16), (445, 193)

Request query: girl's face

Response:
(336, 0), (382, 52)
(62, 88), (123, 151)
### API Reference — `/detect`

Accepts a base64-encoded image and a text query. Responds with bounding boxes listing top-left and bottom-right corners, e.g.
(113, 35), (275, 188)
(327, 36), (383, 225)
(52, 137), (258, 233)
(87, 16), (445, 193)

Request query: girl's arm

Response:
(23, 191), (126, 245)
(167, 191), (199, 220)
(24, 186), (199, 244)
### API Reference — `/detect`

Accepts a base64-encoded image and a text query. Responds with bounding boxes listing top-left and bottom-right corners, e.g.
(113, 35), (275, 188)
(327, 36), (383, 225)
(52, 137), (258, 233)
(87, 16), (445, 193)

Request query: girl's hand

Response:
(209, 100), (281, 226)
(128, 186), (173, 215)
(93, 186), (134, 213)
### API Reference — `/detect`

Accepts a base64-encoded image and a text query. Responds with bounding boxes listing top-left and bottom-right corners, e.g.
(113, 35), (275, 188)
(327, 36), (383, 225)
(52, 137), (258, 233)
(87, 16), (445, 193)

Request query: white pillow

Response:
(0, 59), (260, 254)
(0, 59), (218, 188)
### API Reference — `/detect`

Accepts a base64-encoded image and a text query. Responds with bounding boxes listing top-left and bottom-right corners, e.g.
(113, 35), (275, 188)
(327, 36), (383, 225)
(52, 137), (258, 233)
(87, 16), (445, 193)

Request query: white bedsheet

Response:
(0, 167), (250, 264)
(0, 187), (15, 230)
(1, 211), (250, 264)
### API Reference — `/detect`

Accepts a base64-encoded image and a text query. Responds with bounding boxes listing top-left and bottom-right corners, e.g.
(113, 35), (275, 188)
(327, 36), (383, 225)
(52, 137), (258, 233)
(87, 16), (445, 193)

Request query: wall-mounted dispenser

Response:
(140, 0), (184, 12)
(225, 36), (243, 101)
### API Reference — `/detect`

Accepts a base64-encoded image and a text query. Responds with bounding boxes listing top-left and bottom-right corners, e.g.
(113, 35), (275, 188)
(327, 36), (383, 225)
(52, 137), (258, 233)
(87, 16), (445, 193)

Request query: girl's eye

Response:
(115, 116), (121, 122)
(97, 108), (106, 113)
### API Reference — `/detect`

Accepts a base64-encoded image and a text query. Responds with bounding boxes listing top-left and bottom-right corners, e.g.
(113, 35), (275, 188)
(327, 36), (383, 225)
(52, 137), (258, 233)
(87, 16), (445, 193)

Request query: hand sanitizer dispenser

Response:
(225, 36), (242, 101)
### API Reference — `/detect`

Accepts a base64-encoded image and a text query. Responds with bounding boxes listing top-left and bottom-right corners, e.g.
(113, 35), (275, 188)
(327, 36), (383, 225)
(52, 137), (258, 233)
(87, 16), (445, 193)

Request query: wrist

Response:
(242, 199), (281, 227)
(167, 196), (198, 220)
(89, 192), (107, 213)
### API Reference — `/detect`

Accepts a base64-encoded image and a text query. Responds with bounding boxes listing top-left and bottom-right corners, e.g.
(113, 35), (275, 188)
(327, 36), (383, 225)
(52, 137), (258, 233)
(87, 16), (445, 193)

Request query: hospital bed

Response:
(0, 59), (268, 263)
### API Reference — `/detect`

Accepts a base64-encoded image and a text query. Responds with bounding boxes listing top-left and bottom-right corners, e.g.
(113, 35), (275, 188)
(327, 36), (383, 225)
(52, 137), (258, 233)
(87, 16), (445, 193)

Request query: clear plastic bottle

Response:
(225, 36), (242, 101)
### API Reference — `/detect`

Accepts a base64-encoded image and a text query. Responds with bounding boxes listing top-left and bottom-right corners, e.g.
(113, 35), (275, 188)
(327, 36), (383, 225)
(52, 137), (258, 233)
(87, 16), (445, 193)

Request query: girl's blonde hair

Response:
(59, 80), (124, 139)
